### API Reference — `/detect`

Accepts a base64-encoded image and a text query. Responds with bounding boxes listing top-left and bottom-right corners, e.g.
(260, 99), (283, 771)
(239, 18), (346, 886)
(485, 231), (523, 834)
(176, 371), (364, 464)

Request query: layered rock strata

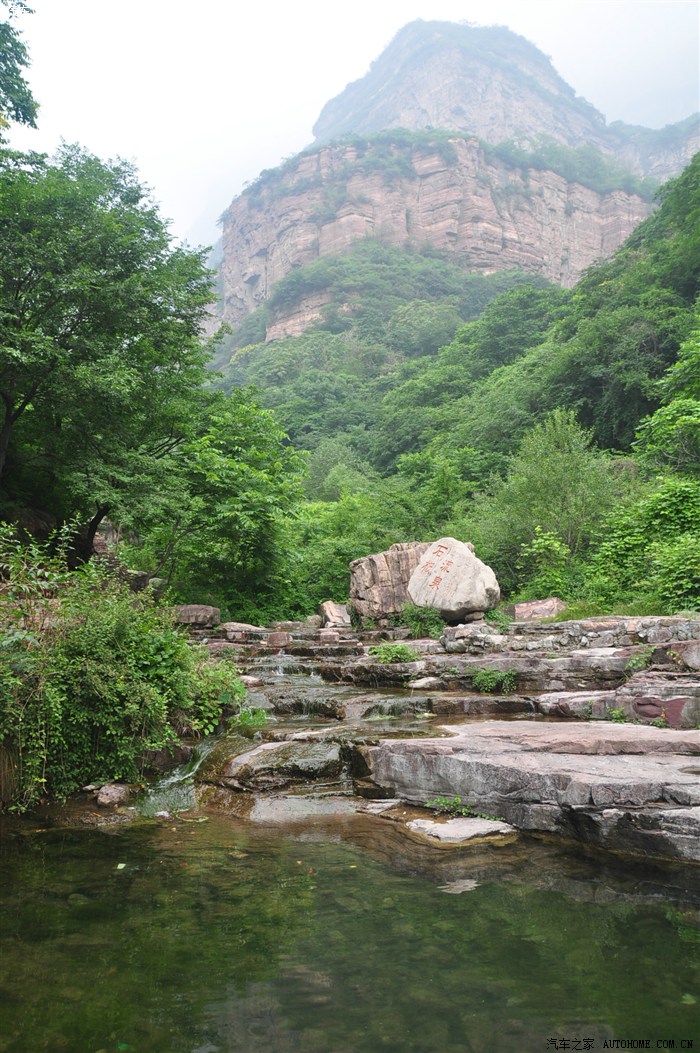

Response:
(349, 541), (430, 623)
(219, 139), (651, 331)
(353, 721), (700, 863)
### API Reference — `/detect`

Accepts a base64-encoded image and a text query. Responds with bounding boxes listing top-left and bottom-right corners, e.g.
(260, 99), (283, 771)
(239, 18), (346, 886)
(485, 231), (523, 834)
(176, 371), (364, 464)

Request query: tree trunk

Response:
(0, 401), (14, 481)
(68, 505), (110, 566)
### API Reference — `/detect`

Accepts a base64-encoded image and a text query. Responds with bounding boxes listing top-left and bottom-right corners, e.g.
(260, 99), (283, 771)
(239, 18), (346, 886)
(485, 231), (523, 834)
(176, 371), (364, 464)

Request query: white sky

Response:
(7, 0), (700, 247)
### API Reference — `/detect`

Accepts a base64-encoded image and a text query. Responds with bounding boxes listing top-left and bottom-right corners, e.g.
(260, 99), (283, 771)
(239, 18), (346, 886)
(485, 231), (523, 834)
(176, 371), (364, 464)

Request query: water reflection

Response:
(0, 814), (698, 1053)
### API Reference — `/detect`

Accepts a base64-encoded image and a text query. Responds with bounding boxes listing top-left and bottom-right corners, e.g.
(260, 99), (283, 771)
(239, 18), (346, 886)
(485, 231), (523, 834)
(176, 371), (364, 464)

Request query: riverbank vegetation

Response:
(0, 528), (244, 810)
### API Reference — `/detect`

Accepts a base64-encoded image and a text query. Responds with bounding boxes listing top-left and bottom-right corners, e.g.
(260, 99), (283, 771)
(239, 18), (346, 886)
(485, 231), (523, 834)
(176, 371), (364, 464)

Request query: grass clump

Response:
(367, 642), (419, 664)
(471, 668), (516, 693)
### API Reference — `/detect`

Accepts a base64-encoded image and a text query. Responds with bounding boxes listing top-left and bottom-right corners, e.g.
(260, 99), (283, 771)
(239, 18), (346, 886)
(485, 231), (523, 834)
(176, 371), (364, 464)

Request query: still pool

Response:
(1, 812), (698, 1053)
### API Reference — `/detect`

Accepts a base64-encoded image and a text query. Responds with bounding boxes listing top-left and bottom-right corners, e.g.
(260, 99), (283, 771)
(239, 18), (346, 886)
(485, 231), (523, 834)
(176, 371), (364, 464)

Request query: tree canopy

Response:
(0, 146), (213, 535)
(0, 1), (37, 134)
(0, 145), (305, 607)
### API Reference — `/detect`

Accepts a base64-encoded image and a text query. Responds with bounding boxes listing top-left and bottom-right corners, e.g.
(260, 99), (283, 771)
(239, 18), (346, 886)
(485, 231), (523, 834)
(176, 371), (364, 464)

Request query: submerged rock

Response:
(407, 816), (516, 845)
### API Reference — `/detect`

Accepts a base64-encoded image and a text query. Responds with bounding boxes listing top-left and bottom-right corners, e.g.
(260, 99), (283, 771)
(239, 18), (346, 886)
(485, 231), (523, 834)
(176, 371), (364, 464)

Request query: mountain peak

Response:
(312, 19), (604, 147)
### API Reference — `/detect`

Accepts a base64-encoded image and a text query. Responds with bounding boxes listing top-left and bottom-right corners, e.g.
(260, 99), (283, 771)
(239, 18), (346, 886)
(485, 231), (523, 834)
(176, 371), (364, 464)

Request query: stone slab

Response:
(357, 721), (700, 862)
(407, 816), (516, 843)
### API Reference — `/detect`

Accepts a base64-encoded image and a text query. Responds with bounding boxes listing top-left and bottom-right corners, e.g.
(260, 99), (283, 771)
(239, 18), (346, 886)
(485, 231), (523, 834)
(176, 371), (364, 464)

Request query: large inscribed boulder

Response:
(349, 541), (431, 622)
(407, 537), (500, 622)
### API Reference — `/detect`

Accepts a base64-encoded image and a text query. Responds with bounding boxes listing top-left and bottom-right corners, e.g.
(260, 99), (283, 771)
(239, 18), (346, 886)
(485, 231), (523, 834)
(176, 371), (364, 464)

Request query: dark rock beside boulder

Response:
(349, 542), (430, 623)
(141, 743), (193, 776)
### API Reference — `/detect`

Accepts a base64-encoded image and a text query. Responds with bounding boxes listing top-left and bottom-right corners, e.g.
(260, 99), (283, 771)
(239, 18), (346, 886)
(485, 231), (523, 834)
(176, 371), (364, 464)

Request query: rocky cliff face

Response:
(220, 137), (651, 334)
(313, 20), (699, 181)
(215, 19), (696, 340)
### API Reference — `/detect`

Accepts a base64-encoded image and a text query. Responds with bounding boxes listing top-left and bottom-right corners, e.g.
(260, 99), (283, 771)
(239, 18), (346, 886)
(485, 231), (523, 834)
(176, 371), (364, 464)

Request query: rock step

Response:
(442, 615), (700, 655)
(320, 647), (640, 692)
(353, 720), (700, 863)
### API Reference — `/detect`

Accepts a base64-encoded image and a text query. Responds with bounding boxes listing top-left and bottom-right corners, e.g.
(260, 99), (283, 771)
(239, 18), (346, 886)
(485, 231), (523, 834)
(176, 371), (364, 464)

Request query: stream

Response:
(1, 663), (699, 1052)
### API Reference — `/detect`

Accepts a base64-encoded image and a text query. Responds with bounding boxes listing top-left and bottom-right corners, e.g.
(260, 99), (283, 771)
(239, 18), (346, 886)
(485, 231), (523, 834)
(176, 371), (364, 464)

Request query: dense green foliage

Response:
(212, 239), (544, 367)
(0, 146), (211, 516)
(0, 146), (305, 610)
(0, 1), (37, 134)
(0, 529), (244, 810)
(214, 242), (552, 460)
(483, 137), (657, 199)
(120, 389), (304, 621)
(214, 154), (700, 618)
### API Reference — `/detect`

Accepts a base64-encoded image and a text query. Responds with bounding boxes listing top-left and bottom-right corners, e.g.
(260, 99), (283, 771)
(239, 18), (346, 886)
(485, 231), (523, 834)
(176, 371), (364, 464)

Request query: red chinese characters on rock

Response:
(407, 536), (501, 620)
(421, 546), (454, 588)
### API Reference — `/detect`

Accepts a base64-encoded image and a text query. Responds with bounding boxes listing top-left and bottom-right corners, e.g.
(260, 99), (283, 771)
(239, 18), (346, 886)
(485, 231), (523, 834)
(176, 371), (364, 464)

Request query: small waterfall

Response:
(138, 738), (219, 817)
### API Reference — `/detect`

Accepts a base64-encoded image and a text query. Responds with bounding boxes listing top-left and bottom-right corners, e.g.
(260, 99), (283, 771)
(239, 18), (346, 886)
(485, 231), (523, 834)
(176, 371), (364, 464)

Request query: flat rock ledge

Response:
(354, 721), (700, 863)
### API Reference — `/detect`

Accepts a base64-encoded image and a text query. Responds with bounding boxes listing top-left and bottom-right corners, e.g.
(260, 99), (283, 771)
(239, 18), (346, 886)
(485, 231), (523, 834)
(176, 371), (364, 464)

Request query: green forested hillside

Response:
(3, 144), (697, 623)
(213, 154), (700, 619)
(215, 242), (551, 454)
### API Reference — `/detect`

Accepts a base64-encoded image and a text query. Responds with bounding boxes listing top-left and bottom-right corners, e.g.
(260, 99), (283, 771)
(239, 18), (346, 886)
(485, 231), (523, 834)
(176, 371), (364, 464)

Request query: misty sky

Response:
(7, 0), (700, 247)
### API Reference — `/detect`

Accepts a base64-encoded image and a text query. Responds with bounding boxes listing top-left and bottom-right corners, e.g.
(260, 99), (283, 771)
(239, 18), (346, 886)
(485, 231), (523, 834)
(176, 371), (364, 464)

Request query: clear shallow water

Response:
(1, 813), (699, 1053)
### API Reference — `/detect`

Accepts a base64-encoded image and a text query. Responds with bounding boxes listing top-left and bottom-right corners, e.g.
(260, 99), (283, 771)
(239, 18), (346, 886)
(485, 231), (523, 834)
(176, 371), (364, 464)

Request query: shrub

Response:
(471, 668), (516, 693)
(517, 527), (571, 598)
(367, 642), (418, 664)
(393, 604), (445, 639)
(484, 608), (513, 632)
(0, 529), (244, 811)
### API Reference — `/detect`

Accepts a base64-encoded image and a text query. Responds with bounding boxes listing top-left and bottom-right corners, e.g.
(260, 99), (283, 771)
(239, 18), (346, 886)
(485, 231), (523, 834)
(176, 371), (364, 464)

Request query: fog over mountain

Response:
(7, 0), (699, 245)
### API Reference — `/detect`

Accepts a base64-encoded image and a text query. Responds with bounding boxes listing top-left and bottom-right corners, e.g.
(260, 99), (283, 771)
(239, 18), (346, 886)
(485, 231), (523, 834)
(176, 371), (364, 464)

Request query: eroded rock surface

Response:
(355, 721), (700, 862)
(201, 739), (345, 793)
(349, 541), (430, 623)
(219, 140), (653, 332)
(174, 604), (220, 627)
